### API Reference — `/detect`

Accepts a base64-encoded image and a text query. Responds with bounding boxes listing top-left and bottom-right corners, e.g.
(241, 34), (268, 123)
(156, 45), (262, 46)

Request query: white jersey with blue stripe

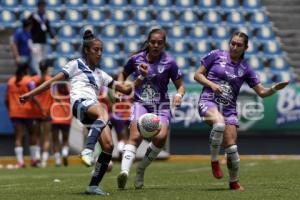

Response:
(61, 58), (113, 106)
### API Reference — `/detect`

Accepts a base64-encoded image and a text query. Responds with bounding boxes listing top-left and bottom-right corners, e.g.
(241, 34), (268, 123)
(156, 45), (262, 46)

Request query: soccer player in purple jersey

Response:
(194, 32), (289, 191)
(117, 28), (185, 190)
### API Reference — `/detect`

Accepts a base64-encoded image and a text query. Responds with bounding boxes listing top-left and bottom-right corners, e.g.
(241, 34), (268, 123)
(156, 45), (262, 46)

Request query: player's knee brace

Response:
(209, 123), (225, 146)
(225, 145), (240, 170)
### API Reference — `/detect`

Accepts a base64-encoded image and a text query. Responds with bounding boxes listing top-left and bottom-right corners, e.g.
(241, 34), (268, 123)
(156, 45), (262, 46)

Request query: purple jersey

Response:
(124, 51), (182, 109)
(200, 49), (260, 110)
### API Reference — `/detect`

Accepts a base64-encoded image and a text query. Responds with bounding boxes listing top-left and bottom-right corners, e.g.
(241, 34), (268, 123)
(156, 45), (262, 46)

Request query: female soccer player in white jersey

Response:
(20, 30), (133, 195)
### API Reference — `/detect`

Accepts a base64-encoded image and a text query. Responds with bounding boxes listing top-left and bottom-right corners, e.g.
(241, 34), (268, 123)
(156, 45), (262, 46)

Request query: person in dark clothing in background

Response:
(29, 0), (57, 75)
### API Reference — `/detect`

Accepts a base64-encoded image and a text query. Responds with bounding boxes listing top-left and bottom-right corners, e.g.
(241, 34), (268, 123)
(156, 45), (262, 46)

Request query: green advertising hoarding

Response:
(169, 84), (300, 133)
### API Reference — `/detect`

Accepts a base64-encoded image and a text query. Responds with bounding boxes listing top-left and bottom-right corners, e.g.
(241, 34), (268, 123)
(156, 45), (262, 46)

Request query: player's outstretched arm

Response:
(19, 72), (65, 103)
(253, 81), (289, 98)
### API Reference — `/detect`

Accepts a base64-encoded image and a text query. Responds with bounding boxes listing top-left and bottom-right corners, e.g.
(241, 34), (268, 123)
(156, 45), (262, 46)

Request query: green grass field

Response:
(0, 159), (300, 200)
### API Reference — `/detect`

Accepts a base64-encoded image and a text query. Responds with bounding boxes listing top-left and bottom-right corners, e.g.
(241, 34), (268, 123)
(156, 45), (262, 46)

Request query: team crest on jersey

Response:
(158, 64), (165, 73)
(238, 68), (244, 77)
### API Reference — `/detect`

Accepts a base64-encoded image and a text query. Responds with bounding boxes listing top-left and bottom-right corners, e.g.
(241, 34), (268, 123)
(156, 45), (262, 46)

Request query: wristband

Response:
(138, 75), (145, 80)
(271, 85), (277, 92)
(175, 93), (183, 98)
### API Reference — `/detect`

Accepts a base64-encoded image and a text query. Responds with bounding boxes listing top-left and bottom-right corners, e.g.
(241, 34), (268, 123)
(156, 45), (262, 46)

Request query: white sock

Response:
(54, 152), (61, 165)
(225, 145), (240, 182)
(15, 147), (24, 164)
(138, 142), (161, 170)
(42, 152), (49, 163)
(121, 144), (137, 174)
(29, 145), (36, 160)
(35, 145), (41, 160)
(209, 123), (225, 161)
(117, 140), (125, 153)
(62, 146), (69, 157)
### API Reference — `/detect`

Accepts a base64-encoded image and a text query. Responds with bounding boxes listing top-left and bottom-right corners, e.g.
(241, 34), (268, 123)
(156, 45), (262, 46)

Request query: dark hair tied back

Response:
(83, 30), (94, 40)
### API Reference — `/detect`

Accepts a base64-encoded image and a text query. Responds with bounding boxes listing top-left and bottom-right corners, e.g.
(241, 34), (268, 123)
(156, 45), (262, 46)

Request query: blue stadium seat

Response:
(233, 26), (253, 38)
(243, 0), (262, 12)
(203, 11), (222, 27)
(153, 0), (173, 9)
(211, 26), (230, 40)
(168, 26), (186, 40)
(56, 42), (77, 58)
(101, 57), (118, 70)
(65, 0), (85, 11)
(220, 0), (240, 11)
(179, 10), (198, 27)
(270, 71), (293, 83)
(156, 9), (176, 27)
(250, 11), (270, 27)
(256, 26), (275, 41)
(132, 9), (152, 26)
(189, 25), (208, 40)
(110, 0), (128, 8)
(110, 9), (129, 26)
(101, 24), (120, 42)
(169, 40), (189, 56)
(262, 41), (282, 57)
(103, 41), (121, 56)
(175, 0), (195, 11)
(87, 0), (106, 8)
(1, 0), (20, 12)
(182, 68), (196, 84)
(58, 25), (77, 43)
(19, 10), (32, 21)
(256, 70), (269, 84)
(21, 0), (36, 11)
(246, 40), (259, 56)
(175, 56), (190, 69)
(198, 0), (217, 11)
(214, 40), (228, 51)
(246, 56), (263, 70)
(80, 25), (98, 38)
(123, 24), (141, 41)
(46, 0), (63, 11)
(46, 10), (62, 28)
(269, 57), (289, 71)
(0, 10), (18, 28)
(53, 57), (69, 74)
(226, 11), (245, 27)
(123, 41), (140, 55)
(130, 0), (149, 8)
(86, 9), (106, 27)
(192, 41), (210, 56)
(64, 9), (84, 27)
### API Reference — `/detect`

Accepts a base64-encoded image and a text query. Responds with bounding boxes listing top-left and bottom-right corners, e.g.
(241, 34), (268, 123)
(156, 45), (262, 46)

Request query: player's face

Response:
(148, 32), (165, 58)
(229, 36), (247, 59)
(86, 40), (103, 66)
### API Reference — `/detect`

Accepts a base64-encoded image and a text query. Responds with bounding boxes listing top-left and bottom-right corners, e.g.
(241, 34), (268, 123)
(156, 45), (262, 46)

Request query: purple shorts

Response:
(110, 114), (130, 134)
(198, 100), (239, 126)
(130, 102), (171, 125)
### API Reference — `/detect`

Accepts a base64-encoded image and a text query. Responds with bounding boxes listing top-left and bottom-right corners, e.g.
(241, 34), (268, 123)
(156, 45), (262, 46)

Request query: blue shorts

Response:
(10, 118), (34, 126)
(72, 99), (98, 125)
(52, 124), (70, 132)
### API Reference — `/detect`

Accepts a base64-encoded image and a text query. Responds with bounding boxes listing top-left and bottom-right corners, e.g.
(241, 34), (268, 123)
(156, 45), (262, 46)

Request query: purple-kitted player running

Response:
(117, 28), (185, 190)
(194, 32), (289, 191)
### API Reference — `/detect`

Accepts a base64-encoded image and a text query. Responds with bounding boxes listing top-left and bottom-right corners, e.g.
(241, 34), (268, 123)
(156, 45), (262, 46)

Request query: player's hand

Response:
(211, 83), (223, 95)
(19, 93), (32, 104)
(273, 81), (289, 91)
(139, 63), (148, 77)
(173, 93), (183, 107)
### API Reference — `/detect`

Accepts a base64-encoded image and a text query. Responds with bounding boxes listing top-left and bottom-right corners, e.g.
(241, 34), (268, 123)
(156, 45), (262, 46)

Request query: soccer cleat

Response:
(30, 159), (40, 168)
(134, 167), (145, 189)
(229, 181), (245, 191)
(63, 156), (68, 166)
(80, 149), (94, 167)
(15, 162), (26, 169)
(85, 186), (109, 195)
(117, 171), (128, 189)
(211, 160), (224, 179)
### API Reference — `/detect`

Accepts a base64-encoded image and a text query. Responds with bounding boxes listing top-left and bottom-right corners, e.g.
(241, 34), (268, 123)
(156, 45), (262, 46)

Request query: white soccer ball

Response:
(137, 113), (161, 138)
